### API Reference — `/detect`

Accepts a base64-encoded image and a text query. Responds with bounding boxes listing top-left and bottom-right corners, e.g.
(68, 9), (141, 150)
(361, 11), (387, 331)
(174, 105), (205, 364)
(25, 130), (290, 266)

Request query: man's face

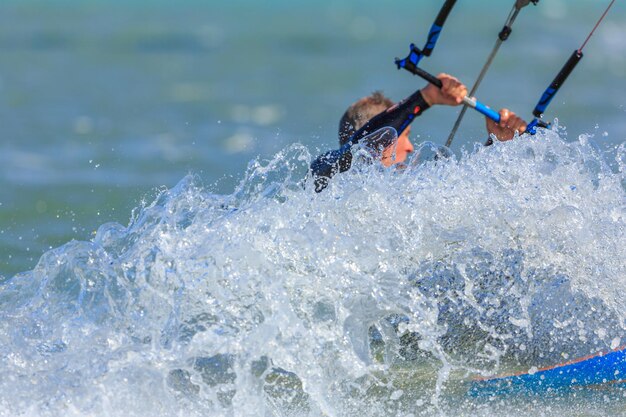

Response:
(381, 126), (414, 167)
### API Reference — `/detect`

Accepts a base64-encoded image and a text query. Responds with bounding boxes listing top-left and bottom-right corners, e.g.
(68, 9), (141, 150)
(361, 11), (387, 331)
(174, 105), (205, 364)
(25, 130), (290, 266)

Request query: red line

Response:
(578, 0), (616, 53)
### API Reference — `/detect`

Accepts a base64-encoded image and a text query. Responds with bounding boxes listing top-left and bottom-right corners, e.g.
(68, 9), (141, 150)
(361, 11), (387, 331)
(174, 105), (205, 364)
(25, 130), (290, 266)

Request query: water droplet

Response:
(611, 337), (621, 350)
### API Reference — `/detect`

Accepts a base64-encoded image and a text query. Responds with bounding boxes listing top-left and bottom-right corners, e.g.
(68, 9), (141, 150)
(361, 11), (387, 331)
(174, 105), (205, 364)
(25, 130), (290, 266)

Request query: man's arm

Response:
(350, 73), (468, 145)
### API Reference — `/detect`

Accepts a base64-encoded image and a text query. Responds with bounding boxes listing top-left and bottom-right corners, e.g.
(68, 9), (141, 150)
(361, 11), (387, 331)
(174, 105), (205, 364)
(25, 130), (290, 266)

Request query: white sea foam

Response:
(1, 128), (625, 416)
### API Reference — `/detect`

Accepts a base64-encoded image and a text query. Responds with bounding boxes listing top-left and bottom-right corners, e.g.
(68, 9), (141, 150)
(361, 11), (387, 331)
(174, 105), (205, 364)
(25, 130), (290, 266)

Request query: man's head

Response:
(338, 91), (393, 146)
(338, 91), (414, 167)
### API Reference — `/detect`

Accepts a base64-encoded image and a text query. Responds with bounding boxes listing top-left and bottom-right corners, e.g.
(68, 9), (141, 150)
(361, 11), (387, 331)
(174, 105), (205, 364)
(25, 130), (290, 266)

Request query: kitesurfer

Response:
(338, 73), (528, 167)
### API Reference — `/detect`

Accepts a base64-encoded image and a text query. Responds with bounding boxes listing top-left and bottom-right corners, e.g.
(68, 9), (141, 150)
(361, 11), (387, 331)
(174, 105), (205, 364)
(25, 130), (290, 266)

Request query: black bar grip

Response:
(434, 0), (457, 27)
(422, 0), (457, 57)
(410, 66), (443, 88)
(549, 49), (583, 91)
(533, 49), (583, 117)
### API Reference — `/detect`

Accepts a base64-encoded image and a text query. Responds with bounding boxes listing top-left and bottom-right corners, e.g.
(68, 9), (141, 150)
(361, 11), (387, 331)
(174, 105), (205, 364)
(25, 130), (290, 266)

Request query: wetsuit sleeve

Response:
(310, 89), (430, 193)
(348, 89), (430, 145)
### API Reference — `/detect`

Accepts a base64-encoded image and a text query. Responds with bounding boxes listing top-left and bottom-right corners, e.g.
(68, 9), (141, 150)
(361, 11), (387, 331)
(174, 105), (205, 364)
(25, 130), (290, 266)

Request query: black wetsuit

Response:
(311, 90), (430, 192)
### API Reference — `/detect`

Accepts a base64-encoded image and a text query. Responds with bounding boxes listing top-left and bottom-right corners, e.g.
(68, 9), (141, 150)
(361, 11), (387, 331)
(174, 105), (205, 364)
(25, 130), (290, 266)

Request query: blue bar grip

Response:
(423, 0), (457, 56)
(526, 118), (550, 135)
(533, 86), (555, 117)
(422, 24), (442, 56)
(474, 101), (501, 123)
(532, 50), (583, 117)
(395, 44), (424, 72)
(408, 44), (423, 66)
(396, 0), (457, 71)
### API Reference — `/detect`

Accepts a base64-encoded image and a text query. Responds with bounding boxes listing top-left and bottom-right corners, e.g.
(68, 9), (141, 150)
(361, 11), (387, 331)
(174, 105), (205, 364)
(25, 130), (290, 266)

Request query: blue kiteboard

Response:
(469, 345), (626, 396)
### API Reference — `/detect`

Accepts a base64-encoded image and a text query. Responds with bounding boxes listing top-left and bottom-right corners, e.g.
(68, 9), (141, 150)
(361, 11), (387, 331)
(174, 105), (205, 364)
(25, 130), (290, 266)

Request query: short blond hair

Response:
(338, 91), (393, 146)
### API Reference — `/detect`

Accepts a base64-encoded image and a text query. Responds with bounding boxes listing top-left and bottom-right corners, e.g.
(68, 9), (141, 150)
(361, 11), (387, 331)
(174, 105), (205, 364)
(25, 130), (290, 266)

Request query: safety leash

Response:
(445, 0), (539, 147)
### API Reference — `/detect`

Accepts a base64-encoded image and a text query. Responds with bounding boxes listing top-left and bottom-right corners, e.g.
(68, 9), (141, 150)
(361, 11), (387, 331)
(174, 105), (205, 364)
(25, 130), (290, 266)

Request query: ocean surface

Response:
(1, 0), (625, 416)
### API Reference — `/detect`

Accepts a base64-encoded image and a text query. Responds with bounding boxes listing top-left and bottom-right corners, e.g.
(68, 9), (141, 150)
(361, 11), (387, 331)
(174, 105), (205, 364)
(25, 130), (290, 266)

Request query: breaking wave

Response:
(1, 127), (625, 416)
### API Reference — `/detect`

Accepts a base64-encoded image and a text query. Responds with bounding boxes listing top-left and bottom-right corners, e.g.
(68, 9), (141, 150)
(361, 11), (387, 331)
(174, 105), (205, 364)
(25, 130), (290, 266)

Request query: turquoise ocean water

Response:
(1, 0), (625, 276)
(0, 1), (625, 416)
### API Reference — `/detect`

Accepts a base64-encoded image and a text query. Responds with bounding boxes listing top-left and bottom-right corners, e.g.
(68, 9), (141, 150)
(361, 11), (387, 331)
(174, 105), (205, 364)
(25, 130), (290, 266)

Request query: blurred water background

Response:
(1, 0), (624, 276)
